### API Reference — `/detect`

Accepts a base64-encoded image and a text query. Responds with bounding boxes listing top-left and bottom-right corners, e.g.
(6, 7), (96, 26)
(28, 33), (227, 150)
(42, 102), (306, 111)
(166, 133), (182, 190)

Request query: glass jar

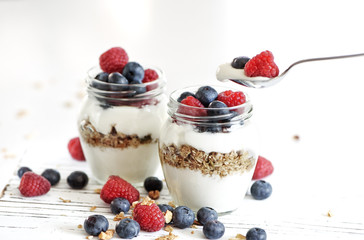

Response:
(78, 66), (167, 184)
(158, 85), (259, 213)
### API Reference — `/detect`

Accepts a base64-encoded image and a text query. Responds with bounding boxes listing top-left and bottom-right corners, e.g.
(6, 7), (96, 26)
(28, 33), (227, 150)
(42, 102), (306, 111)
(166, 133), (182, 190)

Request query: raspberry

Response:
(178, 96), (207, 116)
(217, 90), (246, 107)
(99, 47), (129, 73)
(132, 197), (165, 232)
(100, 175), (140, 204)
(244, 50), (279, 78)
(67, 137), (85, 161)
(142, 69), (159, 91)
(142, 69), (159, 83)
(252, 156), (274, 180)
(19, 172), (51, 197)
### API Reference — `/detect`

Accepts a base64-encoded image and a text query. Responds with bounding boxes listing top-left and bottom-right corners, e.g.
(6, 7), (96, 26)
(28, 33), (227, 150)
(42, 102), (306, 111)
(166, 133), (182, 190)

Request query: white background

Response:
(0, 0), (364, 238)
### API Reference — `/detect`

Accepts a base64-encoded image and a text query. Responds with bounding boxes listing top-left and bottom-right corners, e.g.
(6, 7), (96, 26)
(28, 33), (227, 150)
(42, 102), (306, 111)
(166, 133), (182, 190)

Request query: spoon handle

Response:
(281, 53), (364, 77)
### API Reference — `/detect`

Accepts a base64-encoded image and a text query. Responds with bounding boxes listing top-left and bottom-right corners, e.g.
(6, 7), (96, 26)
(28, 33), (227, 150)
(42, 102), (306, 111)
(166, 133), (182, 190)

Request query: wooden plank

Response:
(1, 163), (364, 240)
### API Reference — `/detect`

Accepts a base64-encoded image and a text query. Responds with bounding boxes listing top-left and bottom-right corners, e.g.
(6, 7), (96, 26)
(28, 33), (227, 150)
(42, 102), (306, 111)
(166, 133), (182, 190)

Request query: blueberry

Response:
(246, 227), (267, 240)
(84, 214), (109, 236)
(122, 62), (144, 83)
(41, 168), (61, 186)
(110, 197), (130, 214)
(231, 56), (250, 69)
(207, 101), (229, 116)
(67, 171), (89, 189)
(128, 80), (147, 96)
(144, 176), (163, 192)
(172, 206), (195, 229)
(92, 72), (110, 91)
(158, 204), (174, 214)
(195, 86), (218, 107)
(177, 91), (196, 102)
(203, 220), (225, 239)
(250, 180), (272, 200)
(17, 166), (32, 178)
(197, 207), (218, 225)
(95, 72), (109, 82)
(115, 218), (140, 239)
(108, 72), (129, 91)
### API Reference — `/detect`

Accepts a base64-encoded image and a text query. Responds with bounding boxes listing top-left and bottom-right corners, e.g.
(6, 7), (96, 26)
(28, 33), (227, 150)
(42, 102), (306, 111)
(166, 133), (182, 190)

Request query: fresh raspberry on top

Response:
(142, 69), (159, 91)
(100, 175), (140, 204)
(244, 50), (279, 78)
(99, 47), (129, 73)
(252, 156), (274, 180)
(217, 90), (246, 107)
(142, 69), (159, 83)
(68, 137), (85, 161)
(19, 172), (51, 197)
(178, 96), (207, 116)
(133, 197), (165, 232)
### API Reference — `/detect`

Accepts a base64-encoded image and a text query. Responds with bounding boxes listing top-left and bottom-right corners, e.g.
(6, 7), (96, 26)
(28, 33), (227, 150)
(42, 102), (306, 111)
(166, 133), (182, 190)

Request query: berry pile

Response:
(176, 86), (246, 133)
(231, 50), (279, 78)
(77, 174), (271, 239)
(92, 47), (160, 105)
(17, 166), (88, 197)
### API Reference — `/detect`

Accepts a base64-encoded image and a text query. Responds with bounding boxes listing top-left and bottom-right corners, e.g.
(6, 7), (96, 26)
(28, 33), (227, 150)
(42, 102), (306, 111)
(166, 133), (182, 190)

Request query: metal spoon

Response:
(216, 53), (364, 88)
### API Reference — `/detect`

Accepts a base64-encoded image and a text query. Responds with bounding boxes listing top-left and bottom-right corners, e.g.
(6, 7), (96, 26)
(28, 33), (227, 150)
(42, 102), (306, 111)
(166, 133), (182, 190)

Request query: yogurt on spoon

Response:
(216, 51), (279, 88)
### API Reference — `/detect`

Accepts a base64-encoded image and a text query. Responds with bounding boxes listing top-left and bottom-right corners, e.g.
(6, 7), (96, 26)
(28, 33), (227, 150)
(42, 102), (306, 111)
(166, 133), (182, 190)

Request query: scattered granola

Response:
(148, 190), (160, 200)
(63, 101), (73, 108)
(159, 144), (255, 177)
(168, 202), (176, 208)
(94, 188), (102, 194)
(90, 206), (97, 211)
(80, 120), (155, 149)
(164, 225), (174, 233)
(78, 224), (83, 229)
(164, 210), (173, 224)
(229, 233), (246, 240)
(327, 210), (333, 217)
(16, 109), (28, 119)
(191, 231), (195, 234)
(191, 224), (198, 229)
(113, 212), (127, 221)
(293, 134), (300, 141)
(59, 197), (71, 203)
(98, 230), (115, 240)
(86, 236), (93, 240)
(155, 232), (178, 240)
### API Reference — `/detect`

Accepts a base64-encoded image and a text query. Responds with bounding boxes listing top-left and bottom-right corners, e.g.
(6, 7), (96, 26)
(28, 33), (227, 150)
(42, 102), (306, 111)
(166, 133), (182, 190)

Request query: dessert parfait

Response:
(158, 85), (259, 213)
(78, 47), (167, 184)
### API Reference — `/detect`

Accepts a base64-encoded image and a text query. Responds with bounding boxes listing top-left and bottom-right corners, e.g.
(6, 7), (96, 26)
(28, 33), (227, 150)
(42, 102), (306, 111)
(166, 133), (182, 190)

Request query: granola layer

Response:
(79, 120), (156, 149)
(159, 143), (255, 178)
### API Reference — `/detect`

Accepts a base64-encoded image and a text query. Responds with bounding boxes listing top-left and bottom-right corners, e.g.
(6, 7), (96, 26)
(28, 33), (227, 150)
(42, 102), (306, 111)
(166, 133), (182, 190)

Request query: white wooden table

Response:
(1, 150), (364, 240)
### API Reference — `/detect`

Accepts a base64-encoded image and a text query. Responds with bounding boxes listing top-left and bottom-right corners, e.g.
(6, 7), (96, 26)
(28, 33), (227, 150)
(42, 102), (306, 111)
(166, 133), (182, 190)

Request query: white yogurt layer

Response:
(160, 119), (258, 154)
(80, 139), (160, 184)
(78, 96), (167, 140)
(162, 164), (256, 213)
(216, 63), (269, 82)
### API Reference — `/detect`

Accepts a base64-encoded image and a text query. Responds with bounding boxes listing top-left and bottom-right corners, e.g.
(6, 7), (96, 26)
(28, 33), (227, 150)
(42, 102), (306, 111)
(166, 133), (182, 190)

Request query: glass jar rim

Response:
(86, 66), (166, 101)
(167, 85), (253, 127)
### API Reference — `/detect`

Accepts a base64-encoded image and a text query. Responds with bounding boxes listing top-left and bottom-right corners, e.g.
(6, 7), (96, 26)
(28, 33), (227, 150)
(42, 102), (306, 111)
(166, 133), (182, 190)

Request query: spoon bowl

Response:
(219, 53), (364, 88)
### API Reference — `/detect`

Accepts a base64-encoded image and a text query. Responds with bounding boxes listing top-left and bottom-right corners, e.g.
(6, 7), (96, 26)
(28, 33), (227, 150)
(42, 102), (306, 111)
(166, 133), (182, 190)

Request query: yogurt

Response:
(216, 62), (270, 82)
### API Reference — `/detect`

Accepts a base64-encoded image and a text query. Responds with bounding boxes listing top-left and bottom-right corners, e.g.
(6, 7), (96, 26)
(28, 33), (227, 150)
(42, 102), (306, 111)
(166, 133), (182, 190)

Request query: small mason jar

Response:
(158, 85), (259, 213)
(78, 66), (167, 184)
